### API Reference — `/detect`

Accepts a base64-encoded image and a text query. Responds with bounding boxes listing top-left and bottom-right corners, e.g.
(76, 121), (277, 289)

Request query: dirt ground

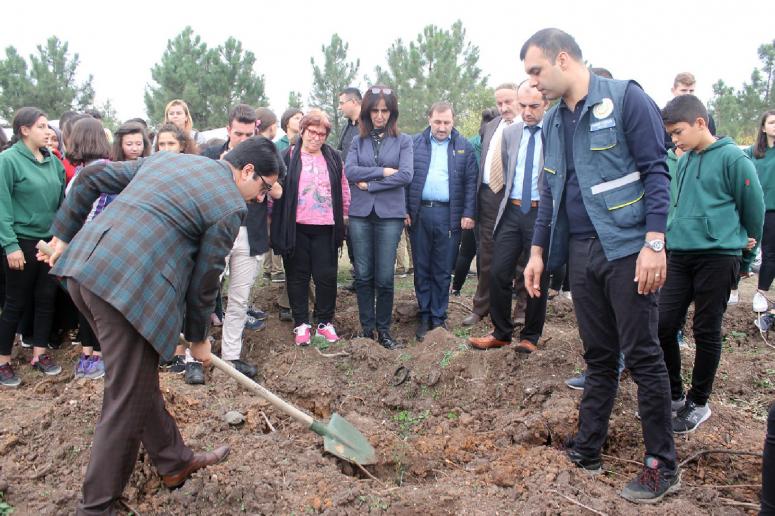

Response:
(0, 267), (772, 515)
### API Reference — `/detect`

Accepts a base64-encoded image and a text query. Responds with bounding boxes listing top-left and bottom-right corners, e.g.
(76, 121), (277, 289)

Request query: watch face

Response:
(650, 240), (664, 251)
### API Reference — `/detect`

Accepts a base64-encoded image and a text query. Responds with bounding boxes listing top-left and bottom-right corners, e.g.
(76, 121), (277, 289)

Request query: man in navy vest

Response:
(407, 102), (477, 341)
(521, 28), (679, 503)
(469, 81), (549, 353)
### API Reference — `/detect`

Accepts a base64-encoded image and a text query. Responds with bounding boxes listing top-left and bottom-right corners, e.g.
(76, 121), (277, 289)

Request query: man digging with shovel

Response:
(39, 137), (281, 515)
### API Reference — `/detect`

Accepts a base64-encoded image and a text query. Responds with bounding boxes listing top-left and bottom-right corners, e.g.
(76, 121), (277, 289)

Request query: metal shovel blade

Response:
(311, 413), (377, 465)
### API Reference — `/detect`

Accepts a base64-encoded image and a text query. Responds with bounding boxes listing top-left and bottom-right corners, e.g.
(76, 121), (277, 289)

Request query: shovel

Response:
(211, 356), (376, 465)
(36, 240), (376, 465)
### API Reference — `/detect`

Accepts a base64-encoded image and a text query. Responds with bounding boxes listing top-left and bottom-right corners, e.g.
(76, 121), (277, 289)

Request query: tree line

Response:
(0, 26), (772, 144)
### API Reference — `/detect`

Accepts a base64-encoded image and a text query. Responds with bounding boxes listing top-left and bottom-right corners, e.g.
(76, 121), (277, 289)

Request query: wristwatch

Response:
(644, 239), (665, 252)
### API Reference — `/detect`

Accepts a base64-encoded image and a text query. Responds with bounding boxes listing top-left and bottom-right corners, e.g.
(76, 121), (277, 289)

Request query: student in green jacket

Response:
(747, 110), (775, 312)
(659, 95), (764, 434)
(0, 107), (66, 387)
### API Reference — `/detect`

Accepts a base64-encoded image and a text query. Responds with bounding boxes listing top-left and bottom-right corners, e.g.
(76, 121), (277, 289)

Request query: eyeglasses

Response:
(305, 129), (328, 140)
(371, 87), (393, 95)
(259, 175), (273, 192)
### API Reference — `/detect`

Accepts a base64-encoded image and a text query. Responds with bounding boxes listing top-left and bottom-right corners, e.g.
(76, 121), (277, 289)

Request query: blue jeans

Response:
(349, 213), (404, 333)
(409, 205), (459, 325)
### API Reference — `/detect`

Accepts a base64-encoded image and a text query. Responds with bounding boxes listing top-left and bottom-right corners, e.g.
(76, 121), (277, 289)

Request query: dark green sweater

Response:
(667, 137), (764, 254)
(744, 144), (775, 211)
(0, 141), (65, 253)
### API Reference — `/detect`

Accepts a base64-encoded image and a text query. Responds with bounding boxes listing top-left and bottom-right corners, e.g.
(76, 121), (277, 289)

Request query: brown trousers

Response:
(472, 185), (504, 317)
(68, 280), (193, 515)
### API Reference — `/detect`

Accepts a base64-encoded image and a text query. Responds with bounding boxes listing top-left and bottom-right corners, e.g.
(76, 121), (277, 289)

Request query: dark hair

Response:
(85, 108), (103, 120)
(154, 123), (197, 154)
(427, 101), (454, 118)
(753, 109), (775, 159)
(125, 117), (148, 128)
(359, 85), (399, 138)
(62, 113), (92, 148)
(255, 107), (278, 134)
(519, 28), (583, 63)
(339, 87), (362, 102)
(479, 108), (499, 139)
(112, 122), (151, 160)
(0, 126), (7, 151)
(280, 108), (304, 133)
(8, 107), (47, 147)
(223, 136), (281, 178)
(590, 67), (613, 79)
(67, 118), (111, 165)
(228, 104), (257, 126)
(661, 94), (709, 126)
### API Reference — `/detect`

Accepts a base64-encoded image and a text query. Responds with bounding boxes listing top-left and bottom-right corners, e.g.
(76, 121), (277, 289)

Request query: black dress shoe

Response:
(415, 320), (431, 341)
(185, 362), (205, 385)
(378, 331), (401, 350)
(229, 359), (258, 379)
(431, 321), (448, 331)
(565, 447), (603, 473)
(351, 329), (376, 340)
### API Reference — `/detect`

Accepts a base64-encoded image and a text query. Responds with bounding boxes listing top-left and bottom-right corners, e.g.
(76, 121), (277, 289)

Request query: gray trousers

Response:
(68, 280), (193, 515)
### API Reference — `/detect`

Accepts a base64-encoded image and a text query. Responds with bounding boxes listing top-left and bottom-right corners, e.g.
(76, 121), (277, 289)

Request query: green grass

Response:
(0, 492), (14, 516)
(393, 409), (430, 433)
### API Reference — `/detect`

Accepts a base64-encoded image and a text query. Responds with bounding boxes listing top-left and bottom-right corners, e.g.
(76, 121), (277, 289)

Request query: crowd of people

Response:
(0, 27), (773, 513)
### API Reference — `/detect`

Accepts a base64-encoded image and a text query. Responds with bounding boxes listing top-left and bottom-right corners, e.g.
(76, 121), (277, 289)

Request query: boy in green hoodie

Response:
(659, 95), (764, 433)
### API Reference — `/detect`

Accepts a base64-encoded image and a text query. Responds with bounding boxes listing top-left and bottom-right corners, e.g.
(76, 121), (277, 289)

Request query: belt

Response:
(510, 199), (539, 208)
(420, 201), (449, 207)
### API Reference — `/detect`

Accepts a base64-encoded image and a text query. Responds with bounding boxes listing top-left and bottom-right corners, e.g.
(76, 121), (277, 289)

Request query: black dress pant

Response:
(490, 204), (548, 343)
(760, 211), (775, 291)
(569, 237), (676, 468)
(283, 224), (337, 327)
(0, 238), (58, 354)
(658, 253), (738, 406)
(763, 401), (775, 515)
(452, 228), (476, 291)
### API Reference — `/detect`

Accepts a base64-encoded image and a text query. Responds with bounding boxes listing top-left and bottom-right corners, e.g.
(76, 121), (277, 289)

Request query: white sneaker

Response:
(753, 291), (769, 313)
(728, 290), (739, 305)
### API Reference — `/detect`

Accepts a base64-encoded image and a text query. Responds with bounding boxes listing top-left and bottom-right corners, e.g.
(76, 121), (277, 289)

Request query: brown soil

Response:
(0, 274), (771, 514)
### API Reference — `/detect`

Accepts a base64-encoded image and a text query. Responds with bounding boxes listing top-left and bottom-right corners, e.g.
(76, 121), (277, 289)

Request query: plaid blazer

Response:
(50, 152), (246, 359)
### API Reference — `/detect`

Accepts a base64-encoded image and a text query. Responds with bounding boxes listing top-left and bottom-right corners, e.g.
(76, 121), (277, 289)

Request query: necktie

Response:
(521, 126), (541, 214)
(489, 126), (507, 193)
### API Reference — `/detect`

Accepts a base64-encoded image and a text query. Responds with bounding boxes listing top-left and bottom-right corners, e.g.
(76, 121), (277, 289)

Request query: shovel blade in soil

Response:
(312, 413), (376, 465)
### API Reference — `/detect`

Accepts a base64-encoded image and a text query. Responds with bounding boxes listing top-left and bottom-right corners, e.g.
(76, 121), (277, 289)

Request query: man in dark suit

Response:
(462, 83), (523, 326)
(469, 82), (549, 351)
(43, 137), (281, 515)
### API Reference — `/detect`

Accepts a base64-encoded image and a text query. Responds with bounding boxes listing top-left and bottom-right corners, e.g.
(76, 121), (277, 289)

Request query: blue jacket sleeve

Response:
(367, 135), (414, 192)
(344, 138), (386, 182)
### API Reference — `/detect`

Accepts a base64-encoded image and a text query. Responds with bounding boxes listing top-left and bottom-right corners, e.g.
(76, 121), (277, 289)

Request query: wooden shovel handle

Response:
(211, 355), (314, 427)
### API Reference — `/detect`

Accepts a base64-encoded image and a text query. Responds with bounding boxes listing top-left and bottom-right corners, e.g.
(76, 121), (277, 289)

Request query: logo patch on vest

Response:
(593, 98), (614, 119)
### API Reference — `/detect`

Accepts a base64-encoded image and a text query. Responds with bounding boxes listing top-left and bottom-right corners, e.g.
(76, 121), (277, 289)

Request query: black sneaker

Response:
(415, 320), (431, 341)
(244, 315), (266, 331)
(169, 355), (186, 375)
(672, 399), (711, 434)
(185, 361), (205, 385)
(247, 306), (268, 321)
(278, 307), (293, 322)
(31, 354), (62, 376)
(565, 447), (603, 473)
(229, 359), (258, 379)
(378, 331), (402, 350)
(0, 363), (21, 388)
(620, 456), (680, 504)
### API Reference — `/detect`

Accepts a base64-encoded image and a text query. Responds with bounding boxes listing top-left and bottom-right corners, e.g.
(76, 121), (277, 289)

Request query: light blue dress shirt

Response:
(421, 136), (450, 202)
(509, 122), (543, 201)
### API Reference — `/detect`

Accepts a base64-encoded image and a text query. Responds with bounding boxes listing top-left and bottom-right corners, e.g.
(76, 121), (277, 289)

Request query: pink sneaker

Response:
(294, 323), (311, 346)
(316, 323), (339, 343)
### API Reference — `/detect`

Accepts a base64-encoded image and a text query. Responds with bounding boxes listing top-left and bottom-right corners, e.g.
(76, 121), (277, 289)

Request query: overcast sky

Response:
(2, 0), (772, 125)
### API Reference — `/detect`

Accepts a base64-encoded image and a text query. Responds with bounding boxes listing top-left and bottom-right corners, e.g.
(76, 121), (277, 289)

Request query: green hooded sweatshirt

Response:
(667, 136), (764, 254)
(744, 144), (775, 210)
(0, 141), (65, 254)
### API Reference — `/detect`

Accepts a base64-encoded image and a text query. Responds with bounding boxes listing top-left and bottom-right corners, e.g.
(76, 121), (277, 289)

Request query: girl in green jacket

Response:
(0, 107), (65, 387)
(749, 110), (775, 312)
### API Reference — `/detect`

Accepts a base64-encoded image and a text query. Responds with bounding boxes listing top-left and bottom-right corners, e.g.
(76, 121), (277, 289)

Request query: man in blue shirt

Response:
(408, 102), (477, 340)
(469, 82), (549, 353)
(521, 29), (678, 503)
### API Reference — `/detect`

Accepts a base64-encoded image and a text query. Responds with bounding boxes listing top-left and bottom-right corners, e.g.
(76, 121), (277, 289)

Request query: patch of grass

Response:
(399, 352), (413, 362)
(0, 492), (13, 516)
(440, 350), (455, 368)
(393, 409), (430, 433)
(447, 410), (459, 420)
(453, 326), (471, 338)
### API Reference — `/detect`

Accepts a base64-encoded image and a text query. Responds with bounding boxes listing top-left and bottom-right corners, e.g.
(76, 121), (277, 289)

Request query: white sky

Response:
(2, 0), (772, 124)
